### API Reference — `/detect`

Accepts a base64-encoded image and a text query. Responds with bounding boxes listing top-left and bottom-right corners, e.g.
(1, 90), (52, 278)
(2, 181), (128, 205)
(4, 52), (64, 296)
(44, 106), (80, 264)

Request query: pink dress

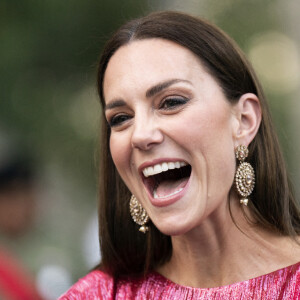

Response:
(59, 262), (300, 299)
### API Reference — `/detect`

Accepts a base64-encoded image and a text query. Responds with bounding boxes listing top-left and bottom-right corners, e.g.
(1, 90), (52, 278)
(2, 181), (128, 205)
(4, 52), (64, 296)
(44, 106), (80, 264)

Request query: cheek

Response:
(170, 104), (236, 184)
(109, 134), (131, 178)
(170, 105), (234, 149)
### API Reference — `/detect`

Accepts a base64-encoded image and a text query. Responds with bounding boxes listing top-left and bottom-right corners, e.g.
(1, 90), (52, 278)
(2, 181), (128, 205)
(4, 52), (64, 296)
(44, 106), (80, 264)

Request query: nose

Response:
(131, 115), (163, 151)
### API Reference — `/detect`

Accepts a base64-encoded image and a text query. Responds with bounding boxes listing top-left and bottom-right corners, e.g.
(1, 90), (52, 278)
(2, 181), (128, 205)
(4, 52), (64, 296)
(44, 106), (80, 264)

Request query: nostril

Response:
(131, 138), (156, 151)
(131, 124), (164, 151)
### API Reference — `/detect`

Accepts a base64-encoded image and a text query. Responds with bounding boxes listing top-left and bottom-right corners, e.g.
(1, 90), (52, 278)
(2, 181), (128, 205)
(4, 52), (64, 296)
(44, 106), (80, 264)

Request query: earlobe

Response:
(233, 93), (262, 146)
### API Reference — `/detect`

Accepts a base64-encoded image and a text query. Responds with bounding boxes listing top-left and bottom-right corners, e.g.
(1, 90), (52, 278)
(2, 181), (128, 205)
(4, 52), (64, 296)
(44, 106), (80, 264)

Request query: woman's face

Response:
(103, 39), (239, 236)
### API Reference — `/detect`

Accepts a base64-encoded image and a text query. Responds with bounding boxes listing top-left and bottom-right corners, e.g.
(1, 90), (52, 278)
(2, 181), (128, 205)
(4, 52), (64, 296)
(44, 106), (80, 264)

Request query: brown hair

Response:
(96, 11), (300, 278)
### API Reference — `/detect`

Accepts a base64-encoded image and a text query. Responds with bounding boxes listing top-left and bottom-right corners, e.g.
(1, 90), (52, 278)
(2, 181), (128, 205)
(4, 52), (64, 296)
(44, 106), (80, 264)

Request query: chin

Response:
(158, 226), (194, 237)
(152, 216), (198, 237)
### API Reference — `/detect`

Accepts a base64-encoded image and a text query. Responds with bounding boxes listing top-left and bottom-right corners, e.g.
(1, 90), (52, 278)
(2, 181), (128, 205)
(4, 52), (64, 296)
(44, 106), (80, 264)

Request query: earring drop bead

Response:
(240, 199), (249, 206)
(235, 145), (255, 206)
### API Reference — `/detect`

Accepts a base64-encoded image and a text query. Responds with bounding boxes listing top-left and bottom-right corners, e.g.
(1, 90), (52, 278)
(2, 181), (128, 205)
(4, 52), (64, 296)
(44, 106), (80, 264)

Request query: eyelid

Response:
(159, 95), (190, 110)
(107, 112), (132, 128)
(105, 104), (130, 126)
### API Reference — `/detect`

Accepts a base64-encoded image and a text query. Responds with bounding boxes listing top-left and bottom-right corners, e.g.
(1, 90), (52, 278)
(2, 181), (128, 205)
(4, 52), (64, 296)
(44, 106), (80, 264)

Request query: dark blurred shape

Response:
(0, 156), (33, 188)
(0, 155), (35, 237)
(0, 151), (43, 299)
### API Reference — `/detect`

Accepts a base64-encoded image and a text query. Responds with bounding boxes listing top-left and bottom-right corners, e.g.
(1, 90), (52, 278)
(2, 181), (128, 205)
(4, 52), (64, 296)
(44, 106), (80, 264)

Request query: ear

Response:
(232, 93), (262, 147)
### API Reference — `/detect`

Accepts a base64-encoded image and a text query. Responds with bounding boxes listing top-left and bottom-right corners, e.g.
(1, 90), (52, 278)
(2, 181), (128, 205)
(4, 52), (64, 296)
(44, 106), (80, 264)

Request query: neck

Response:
(157, 197), (300, 288)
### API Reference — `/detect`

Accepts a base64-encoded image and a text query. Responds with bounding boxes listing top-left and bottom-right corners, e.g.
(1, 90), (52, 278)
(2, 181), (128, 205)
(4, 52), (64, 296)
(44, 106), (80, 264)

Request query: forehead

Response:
(103, 38), (206, 100)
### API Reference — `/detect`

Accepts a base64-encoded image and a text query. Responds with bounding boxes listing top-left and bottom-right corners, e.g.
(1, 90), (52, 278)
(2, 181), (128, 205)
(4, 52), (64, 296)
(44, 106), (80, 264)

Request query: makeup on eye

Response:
(107, 94), (191, 128)
(108, 113), (132, 128)
(159, 96), (190, 110)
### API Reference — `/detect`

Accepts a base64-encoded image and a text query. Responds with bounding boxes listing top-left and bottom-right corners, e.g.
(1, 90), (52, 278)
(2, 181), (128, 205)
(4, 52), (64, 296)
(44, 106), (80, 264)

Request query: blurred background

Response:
(0, 0), (299, 299)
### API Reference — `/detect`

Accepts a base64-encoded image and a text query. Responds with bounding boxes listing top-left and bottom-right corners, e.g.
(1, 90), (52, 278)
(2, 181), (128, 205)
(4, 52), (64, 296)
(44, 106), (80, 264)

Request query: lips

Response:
(141, 160), (192, 205)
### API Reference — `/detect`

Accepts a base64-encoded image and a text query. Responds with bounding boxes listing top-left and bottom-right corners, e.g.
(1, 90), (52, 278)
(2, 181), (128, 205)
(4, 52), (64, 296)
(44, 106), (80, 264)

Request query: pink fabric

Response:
(0, 248), (42, 300)
(59, 262), (300, 299)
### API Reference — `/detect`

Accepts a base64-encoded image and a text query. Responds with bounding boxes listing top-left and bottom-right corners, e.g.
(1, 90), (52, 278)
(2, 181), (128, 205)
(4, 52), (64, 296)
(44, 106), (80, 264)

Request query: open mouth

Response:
(142, 161), (192, 199)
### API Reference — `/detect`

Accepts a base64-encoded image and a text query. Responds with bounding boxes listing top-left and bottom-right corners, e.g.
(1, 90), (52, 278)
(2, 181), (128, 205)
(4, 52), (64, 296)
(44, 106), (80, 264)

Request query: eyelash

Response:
(159, 96), (189, 110)
(108, 96), (189, 128)
(108, 114), (131, 128)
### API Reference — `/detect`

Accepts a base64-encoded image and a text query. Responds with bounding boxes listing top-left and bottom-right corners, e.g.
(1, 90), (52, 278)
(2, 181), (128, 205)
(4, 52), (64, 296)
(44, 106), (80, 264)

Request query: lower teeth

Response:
(153, 187), (184, 199)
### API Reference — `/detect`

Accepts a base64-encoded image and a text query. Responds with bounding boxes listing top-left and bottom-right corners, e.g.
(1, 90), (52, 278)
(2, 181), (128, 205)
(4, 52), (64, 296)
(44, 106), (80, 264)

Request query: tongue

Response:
(154, 177), (188, 198)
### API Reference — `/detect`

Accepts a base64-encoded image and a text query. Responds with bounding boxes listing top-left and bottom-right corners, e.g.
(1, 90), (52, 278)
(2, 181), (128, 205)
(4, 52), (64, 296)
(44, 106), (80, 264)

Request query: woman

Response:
(60, 11), (300, 299)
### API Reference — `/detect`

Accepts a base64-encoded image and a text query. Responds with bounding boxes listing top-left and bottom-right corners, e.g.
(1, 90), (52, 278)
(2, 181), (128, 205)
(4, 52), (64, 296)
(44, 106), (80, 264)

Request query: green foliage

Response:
(0, 0), (150, 190)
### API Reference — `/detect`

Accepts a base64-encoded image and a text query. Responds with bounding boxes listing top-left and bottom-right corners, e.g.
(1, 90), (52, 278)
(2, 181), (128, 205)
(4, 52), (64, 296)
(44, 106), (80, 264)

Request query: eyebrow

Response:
(105, 78), (191, 111)
(105, 99), (126, 111)
(145, 78), (192, 98)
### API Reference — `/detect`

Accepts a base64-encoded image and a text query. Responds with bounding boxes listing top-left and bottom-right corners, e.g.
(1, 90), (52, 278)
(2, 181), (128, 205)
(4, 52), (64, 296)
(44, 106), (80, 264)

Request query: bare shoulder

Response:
(58, 270), (114, 300)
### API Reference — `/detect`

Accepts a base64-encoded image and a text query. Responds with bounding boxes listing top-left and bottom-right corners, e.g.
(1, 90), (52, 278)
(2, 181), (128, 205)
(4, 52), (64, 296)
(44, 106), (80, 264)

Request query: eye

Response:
(159, 96), (189, 110)
(108, 114), (131, 128)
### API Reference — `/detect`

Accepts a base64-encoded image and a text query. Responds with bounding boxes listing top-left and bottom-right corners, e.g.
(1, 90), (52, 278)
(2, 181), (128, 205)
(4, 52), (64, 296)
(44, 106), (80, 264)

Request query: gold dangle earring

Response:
(129, 195), (149, 233)
(235, 145), (255, 206)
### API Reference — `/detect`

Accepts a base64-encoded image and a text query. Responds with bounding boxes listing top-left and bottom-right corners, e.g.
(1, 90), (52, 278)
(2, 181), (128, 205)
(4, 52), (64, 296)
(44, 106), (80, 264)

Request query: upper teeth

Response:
(142, 161), (187, 177)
